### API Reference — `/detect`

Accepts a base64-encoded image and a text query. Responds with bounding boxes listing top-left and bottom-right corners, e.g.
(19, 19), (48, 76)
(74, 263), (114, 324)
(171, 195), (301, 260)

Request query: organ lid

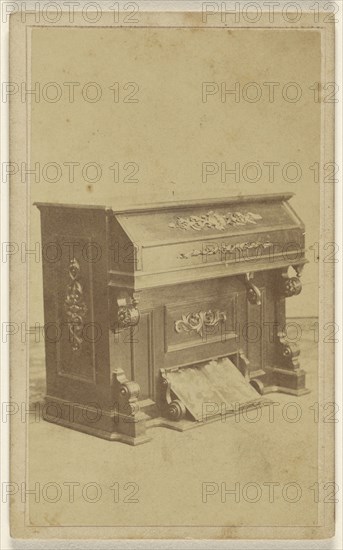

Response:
(112, 192), (303, 246)
(35, 193), (306, 290)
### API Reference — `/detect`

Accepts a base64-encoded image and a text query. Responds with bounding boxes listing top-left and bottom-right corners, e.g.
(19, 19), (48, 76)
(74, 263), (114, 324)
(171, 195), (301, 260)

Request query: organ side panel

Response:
(37, 205), (112, 406)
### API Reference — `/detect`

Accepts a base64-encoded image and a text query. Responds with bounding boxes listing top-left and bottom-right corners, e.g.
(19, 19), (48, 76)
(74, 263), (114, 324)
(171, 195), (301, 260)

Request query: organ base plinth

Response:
(251, 367), (310, 397)
(42, 396), (152, 445)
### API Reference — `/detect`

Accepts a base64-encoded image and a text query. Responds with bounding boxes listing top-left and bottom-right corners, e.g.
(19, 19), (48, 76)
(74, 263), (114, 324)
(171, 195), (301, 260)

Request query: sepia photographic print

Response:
(3, 1), (340, 545)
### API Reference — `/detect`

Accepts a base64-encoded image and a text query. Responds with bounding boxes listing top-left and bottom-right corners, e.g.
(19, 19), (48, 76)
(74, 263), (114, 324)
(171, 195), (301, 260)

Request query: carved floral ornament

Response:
(169, 210), (262, 232)
(178, 240), (272, 259)
(117, 302), (140, 330)
(174, 309), (226, 338)
(64, 258), (88, 352)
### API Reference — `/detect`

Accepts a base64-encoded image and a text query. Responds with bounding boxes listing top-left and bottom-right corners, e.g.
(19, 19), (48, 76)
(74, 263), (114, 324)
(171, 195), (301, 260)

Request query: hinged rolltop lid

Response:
(112, 192), (303, 246)
(108, 193), (306, 289)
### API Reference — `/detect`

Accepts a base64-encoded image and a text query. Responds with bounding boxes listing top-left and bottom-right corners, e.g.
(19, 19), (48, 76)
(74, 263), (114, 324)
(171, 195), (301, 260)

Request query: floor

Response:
(26, 328), (321, 536)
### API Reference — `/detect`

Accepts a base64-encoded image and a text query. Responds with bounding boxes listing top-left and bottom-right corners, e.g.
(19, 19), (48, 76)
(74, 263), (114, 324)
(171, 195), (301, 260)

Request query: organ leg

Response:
(250, 266), (310, 396)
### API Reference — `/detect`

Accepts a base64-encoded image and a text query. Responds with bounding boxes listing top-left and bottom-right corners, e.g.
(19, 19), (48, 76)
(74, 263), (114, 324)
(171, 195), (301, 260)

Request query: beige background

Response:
(8, 10), (335, 538)
(30, 26), (321, 323)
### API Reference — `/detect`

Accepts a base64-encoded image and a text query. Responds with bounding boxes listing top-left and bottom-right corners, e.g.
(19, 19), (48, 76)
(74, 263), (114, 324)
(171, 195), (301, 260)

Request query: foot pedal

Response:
(160, 357), (263, 422)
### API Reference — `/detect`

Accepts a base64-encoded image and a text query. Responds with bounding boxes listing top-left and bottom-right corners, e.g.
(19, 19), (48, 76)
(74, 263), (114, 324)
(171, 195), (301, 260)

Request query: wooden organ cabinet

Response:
(36, 193), (309, 445)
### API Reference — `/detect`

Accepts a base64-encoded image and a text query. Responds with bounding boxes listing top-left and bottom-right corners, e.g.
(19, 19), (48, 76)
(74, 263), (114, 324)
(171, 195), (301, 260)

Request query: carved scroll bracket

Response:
(112, 368), (150, 443)
(280, 266), (303, 298)
(292, 263), (305, 278)
(159, 369), (186, 422)
(112, 368), (141, 417)
(116, 293), (140, 331)
(276, 332), (300, 370)
(244, 272), (262, 305)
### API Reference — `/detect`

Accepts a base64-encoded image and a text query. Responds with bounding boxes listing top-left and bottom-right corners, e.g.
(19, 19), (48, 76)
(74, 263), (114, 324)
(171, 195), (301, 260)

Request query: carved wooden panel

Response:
(165, 294), (237, 353)
(55, 235), (97, 383)
(38, 205), (112, 406)
(141, 228), (303, 274)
